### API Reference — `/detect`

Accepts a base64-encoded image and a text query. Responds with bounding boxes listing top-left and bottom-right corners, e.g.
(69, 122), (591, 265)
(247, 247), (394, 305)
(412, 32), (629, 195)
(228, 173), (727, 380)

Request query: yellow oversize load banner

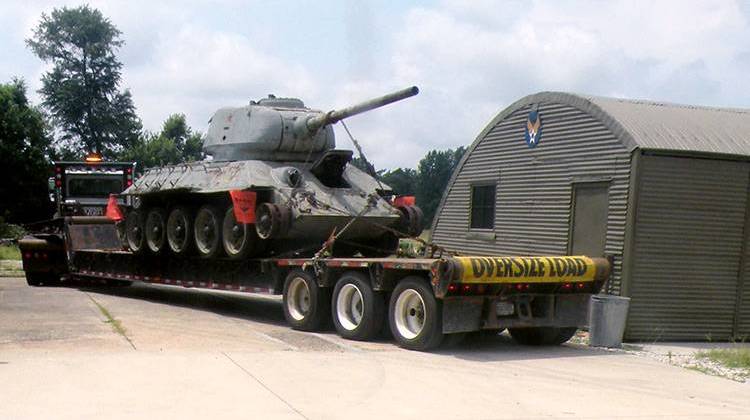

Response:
(454, 256), (598, 284)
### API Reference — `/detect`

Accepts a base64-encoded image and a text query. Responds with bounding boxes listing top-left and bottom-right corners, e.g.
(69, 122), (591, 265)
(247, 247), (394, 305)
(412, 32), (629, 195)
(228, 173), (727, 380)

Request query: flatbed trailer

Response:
(21, 216), (611, 350)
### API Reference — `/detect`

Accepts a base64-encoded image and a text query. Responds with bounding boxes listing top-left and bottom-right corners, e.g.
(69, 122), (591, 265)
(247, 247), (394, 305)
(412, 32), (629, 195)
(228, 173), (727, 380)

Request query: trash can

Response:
(589, 294), (630, 348)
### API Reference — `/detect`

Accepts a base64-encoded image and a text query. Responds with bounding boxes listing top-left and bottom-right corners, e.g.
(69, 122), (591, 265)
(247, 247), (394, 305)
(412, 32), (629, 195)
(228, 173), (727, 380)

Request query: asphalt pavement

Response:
(1, 276), (748, 420)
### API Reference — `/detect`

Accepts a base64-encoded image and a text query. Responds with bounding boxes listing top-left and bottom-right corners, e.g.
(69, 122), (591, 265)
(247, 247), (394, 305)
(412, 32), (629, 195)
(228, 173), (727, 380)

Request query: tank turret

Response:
(204, 86), (419, 161)
(122, 86), (423, 260)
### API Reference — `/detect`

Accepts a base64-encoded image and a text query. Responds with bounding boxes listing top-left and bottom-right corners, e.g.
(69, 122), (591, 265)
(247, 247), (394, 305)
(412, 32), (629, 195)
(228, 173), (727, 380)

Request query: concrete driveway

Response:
(1, 277), (748, 419)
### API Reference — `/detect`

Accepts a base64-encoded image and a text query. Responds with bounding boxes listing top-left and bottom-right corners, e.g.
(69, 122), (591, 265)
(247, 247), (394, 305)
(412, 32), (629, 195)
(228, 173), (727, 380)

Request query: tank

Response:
(121, 86), (423, 259)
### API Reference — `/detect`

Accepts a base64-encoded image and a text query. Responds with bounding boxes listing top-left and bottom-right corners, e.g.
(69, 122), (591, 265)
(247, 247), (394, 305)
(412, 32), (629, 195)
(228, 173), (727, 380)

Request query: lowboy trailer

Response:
(21, 215), (611, 351)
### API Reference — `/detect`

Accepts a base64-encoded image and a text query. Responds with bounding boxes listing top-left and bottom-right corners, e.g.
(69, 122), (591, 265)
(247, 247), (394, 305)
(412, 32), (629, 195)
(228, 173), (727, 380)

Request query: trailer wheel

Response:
(389, 276), (443, 351)
(194, 205), (223, 258)
(145, 208), (168, 254)
(167, 206), (193, 255)
(222, 207), (263, 259)
(125, 210), (146, 254)
(283, 270), (331, 331)
(508, 327), (578, 346)
(332, 271), (385, 341)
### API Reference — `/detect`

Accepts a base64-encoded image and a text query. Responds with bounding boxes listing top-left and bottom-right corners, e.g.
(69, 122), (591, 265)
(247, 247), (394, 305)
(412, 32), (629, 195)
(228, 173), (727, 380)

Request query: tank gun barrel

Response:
(305, 86), (419, 132)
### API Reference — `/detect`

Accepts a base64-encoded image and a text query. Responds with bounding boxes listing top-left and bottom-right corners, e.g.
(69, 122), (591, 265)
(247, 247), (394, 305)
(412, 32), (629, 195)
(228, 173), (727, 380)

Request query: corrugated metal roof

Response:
(544, 92), (750, 157)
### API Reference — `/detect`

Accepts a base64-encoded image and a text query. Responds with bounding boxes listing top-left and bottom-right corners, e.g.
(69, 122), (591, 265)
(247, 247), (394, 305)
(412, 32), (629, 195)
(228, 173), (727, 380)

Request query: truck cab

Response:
(19, 154), (136, 286)
(50, 155), (135, 217)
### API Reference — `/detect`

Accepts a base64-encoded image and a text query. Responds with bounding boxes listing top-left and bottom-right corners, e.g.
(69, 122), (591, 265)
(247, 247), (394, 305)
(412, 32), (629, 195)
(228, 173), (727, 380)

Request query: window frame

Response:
(469, 182), (497, 230)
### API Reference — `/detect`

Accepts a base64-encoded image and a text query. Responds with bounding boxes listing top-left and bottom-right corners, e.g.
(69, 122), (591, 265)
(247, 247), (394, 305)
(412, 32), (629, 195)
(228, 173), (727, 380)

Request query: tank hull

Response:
(122, 159), (406, 257)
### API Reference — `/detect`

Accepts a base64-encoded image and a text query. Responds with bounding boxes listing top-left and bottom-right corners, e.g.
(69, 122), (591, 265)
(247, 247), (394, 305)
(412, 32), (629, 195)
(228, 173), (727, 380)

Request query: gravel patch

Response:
(571, 330), (750, 383)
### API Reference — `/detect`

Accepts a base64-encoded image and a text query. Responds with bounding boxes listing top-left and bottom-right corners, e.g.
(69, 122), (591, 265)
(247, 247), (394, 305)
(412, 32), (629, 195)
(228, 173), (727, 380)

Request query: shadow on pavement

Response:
(75, 281), (615, 359)
(432, 331), (616, 361)
(77, 282), (289, 328)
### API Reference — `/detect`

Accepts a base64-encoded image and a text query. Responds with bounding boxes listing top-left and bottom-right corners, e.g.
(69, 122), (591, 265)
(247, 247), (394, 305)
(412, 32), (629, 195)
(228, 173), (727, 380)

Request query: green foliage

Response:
(415, 146), (465, 225)
(0, 245), (21, 260)
(0, 80), (53, 223)
(119, 114), (205, 172)
(697, 348), (750, 369)
(26, 5), (142, 158)
(0, 221), (27, 240)
(381, 168), (417, 196)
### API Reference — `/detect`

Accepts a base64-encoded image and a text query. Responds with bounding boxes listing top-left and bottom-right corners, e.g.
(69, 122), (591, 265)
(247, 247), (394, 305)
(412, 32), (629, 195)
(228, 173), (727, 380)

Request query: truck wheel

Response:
(332, 271), (385, 341)
(222, 207), (263, 259)
(167, 206), (193, 255)
(194, 205), (223, 258)
(508, 327), (578, 346)
(125, 210), (146, 254)
(283, 270), (331, 331)
(145, 208), (168, 254)
(389, 276), (443, 351)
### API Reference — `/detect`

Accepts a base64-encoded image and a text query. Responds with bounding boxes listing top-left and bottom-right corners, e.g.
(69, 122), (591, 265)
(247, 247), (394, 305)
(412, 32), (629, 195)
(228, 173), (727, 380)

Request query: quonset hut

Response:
(431, 92), (750, 341)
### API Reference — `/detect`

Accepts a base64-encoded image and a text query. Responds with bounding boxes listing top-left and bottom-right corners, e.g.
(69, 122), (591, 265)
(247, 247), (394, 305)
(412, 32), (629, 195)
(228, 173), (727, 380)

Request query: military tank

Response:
(121, 86), (423, 259)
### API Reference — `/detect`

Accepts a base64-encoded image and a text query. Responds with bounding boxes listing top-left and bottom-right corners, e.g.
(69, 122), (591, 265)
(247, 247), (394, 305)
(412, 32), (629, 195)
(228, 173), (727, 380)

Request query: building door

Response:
(569, 182), (609, 257)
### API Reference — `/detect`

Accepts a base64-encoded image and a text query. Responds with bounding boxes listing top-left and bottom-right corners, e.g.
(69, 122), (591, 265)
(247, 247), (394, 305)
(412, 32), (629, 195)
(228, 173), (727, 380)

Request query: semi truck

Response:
(19, 159), (610, 351)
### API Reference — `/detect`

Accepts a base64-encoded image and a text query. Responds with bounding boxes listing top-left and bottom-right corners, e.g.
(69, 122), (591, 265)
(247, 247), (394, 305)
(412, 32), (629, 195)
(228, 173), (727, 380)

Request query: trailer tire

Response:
(283, 270), (330, 332)
(332, 271), (385, 341)
(389, 276), (443, 351)
(508, 327), (578, 346)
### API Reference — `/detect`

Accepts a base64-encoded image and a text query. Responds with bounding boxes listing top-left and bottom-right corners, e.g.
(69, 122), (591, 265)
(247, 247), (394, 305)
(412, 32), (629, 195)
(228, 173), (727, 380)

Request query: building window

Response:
(470, 184), (495, 229)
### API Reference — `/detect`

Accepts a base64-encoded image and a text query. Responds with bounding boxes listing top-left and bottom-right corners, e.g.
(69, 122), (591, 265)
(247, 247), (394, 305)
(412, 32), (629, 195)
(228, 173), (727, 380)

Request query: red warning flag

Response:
(229, 190), (257, 224)
(393, 195), (416, 207)
(105, 194), (124, 222)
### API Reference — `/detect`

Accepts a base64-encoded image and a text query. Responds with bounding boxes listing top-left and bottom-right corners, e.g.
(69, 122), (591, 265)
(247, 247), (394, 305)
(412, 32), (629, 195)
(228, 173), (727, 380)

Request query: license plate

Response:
(495, 301), (515, 316)
(83, 206), (103, 216)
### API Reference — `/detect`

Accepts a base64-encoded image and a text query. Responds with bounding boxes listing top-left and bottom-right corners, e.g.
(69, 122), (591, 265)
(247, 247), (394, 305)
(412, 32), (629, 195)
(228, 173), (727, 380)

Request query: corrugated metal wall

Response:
(432, 102), (631, 293)
(627, 155), (750, 340)
(739, 234), (750, 337)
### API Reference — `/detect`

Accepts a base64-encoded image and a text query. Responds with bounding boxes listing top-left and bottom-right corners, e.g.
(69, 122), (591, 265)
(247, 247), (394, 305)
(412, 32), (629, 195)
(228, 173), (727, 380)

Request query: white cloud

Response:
(4, 0), (750, 169)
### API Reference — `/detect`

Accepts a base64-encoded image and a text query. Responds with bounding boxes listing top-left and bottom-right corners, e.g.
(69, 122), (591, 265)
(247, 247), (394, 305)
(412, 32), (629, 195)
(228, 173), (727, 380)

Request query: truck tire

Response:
(508, 327), (578, 346)
(332, 271), (385, 341)
(282, 270), (331, 331)
(388, 276), (444, 351)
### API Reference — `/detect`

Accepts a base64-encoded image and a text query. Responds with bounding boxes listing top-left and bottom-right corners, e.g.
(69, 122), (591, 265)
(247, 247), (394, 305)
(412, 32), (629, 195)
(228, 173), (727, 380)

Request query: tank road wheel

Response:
(255, 203), (291, 240)
(145, 208), (168, 253)
(282, 270), (331, 331)
(193, 205), (223, 258)
(397, 205), (424, 237)
(222, 207), (264, 259)
(125, 209), (146, 254)
(166, 206), (193, 255)
(508, 327), (578, 346)
(389, 276), (444, 351)
(332, 271), (385, 341)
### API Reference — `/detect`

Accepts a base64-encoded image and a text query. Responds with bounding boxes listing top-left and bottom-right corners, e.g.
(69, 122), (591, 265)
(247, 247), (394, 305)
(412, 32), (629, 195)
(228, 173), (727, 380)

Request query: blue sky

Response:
(3, 0), (750, 168)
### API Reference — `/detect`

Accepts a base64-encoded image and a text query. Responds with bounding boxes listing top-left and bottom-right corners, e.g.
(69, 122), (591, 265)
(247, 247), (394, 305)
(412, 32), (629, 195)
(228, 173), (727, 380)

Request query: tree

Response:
(380, 168), (417, 196)
(415, 146), (466, 225)
(0, 79), (53, 223)
(119, 114), (204, 172)
(26, 5), (141, 158)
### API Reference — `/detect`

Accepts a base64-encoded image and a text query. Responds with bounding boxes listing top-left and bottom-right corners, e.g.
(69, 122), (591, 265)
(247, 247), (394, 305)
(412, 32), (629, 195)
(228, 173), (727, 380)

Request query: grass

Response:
(0, 245), (21, 260)
(87, 294), (136, 350)
(696, 348), (750, 369)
